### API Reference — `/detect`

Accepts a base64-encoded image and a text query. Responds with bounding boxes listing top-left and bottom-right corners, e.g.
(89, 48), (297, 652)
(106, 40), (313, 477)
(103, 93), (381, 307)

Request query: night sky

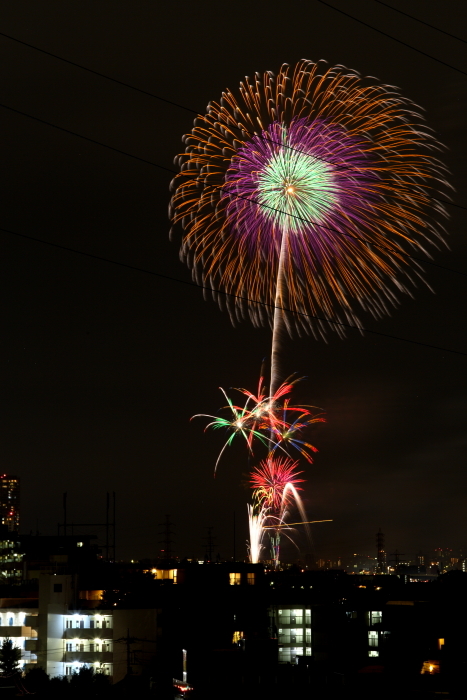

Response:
(1, 1), (466, 564)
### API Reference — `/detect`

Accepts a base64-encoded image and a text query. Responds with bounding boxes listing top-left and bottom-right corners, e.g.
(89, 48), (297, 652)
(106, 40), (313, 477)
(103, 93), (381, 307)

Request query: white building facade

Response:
(0, 574), (159, 682)
(271, 605), (312, 664)
(36, 574), (114, 679)
(0, 607), (38, 671)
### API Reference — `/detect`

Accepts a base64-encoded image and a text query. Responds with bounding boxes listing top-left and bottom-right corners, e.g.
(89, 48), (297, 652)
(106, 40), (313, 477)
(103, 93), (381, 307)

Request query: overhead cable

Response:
(1, 224), (465, 357)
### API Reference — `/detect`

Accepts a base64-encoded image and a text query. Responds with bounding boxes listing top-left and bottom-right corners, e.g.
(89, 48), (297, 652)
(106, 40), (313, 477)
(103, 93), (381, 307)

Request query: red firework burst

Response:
(250, 455), (304, 513)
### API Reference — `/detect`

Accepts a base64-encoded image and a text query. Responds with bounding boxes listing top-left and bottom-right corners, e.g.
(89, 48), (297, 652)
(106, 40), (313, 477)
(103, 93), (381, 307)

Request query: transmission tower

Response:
(158, 514), (175, 560)
(203, 526), (216, 562)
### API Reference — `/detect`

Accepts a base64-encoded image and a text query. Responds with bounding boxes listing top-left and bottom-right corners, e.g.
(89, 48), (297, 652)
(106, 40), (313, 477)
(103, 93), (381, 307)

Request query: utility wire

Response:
(0, 102), (174, 174)
(315, 0), (467, 76)
(373, 0), (467, 44)
(0, 30), (465, 214)
(226, 189), (466, 278)
(0, 101), (465, 279)
(1, 224), (465, 357)
(0, 31), (198, 116)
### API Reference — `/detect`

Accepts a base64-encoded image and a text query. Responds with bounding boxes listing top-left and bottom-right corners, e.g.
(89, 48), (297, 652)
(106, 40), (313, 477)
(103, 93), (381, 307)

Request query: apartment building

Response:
(32, 574), (157, 682)
(34, 575), (113, 678)
(0, 603), (38, 672)
(0, 528), (23, 582)
(270, 605), (312, 663)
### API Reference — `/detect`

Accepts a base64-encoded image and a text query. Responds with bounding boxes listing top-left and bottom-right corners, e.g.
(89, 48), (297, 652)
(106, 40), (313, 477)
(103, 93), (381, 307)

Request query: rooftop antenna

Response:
(158, 514), (174, 560)
(203, 526), (216, 562)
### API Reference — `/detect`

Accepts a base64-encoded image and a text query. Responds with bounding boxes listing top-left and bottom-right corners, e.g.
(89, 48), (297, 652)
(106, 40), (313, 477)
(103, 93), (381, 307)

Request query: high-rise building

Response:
(0, 474), (20, 531)
(376, 528), (386, 573)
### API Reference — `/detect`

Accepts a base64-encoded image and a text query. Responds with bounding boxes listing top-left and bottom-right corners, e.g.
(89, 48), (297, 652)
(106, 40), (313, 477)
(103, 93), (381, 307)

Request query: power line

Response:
(1, 101), (465, 278)
(0, 31), (199, 116)
(1, 223), (465, 357)
(0, 30), (465, 215)
(226, 189), (467, 279)
(0, 102), (174, 174)
(0, 30), (353, 177)
(373, 0), (467, 44)
(315, 0), (467, 76)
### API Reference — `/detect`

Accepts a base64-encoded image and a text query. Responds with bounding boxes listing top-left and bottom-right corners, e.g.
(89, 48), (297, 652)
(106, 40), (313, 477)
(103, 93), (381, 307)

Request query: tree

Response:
(0, 637), (21, 675)
(23, 666), (50, 694)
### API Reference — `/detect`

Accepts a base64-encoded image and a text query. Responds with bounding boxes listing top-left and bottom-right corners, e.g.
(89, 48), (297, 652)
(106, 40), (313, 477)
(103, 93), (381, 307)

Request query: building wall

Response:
(0, 475), (20, 532)
(113, 609), (159, 684)
(0, 531), (23, 581)
(271, 605), (312, 664)
(0, 607), (38, 671)
(37, 574), (114, 678)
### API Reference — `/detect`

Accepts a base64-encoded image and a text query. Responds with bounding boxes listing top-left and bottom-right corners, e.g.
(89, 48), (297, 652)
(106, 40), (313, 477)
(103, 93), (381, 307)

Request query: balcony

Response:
(25, 616), (38, 629)
(63, 651), (113, 664)
(63, 628), (113, 640)
(0, 626), (34, 638)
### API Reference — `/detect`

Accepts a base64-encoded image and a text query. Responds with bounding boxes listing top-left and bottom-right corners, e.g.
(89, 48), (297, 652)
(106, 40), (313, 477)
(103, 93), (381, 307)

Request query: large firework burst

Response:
(170, 59), (449, 353)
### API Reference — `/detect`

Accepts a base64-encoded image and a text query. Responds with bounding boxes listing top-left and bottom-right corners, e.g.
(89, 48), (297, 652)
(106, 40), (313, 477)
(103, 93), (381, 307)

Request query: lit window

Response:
(247, 573), (255, 585)
(229, 573), (241, 586)
(76, 542), (83, 548)
(290, 628), (304, 643)
(421, 660), (440, 674)
(370, 611), (382, 625)
(368, 631), (378, 648)
(438, 638), (445, 650)
(232, 631), (244, 644)
(368, 651), (379, 657)
(291, 609), (303, 624)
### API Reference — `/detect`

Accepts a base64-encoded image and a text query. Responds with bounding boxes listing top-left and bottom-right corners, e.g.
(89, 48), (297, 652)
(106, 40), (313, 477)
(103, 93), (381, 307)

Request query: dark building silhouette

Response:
(377, 528), (387, 573)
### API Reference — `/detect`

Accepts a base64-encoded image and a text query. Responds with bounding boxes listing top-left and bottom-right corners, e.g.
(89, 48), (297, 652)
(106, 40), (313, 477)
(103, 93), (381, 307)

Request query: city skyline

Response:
(0, 1), (466, 562)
